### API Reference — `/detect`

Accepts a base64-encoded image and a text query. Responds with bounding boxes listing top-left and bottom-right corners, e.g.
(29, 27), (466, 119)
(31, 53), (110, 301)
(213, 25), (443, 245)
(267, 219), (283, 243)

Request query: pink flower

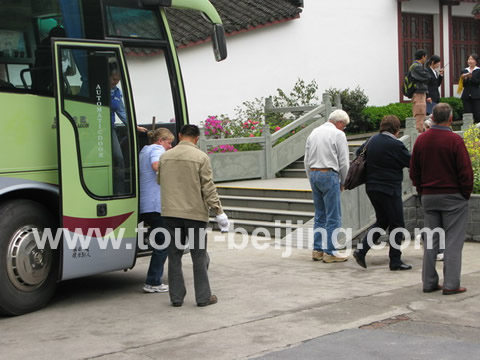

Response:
(205, 131), (210, 135)
(249, 133), (254, 137)
(275, 126), (281, 131)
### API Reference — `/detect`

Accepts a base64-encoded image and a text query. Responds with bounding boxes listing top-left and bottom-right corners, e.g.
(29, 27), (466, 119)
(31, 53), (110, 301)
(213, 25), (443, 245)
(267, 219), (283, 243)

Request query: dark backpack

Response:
(403, 63), (418, 99)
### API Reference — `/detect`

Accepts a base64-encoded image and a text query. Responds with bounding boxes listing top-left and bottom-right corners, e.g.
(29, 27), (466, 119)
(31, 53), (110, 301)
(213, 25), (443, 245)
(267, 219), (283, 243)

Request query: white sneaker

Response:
(143, 284), (169, 293)
(436, 253), (444, 261)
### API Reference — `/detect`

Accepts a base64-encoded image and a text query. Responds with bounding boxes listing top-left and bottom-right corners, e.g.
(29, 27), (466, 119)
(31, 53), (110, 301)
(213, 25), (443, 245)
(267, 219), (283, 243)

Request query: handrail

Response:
(271, 103), (325, 143)
(204, 136), (266, 146)
(266, 105), (318, 113)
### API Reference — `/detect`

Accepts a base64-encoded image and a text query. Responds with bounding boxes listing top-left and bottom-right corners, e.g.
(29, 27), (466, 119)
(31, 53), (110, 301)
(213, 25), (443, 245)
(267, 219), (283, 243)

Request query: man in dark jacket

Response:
(410, 49), (431, 133)
(410, 103), (473, 295)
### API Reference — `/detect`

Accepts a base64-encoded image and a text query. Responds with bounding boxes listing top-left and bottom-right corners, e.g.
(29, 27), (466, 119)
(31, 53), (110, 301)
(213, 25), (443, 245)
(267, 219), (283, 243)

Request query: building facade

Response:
(126, 0), (479, 125)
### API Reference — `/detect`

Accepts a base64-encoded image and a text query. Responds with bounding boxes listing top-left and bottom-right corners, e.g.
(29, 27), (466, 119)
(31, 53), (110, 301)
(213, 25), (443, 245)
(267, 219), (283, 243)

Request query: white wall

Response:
(175, 0), (400, 124)
(453, 3), (477, 16)
(128, 0), (400, 125)
(402, 0), (439, 14)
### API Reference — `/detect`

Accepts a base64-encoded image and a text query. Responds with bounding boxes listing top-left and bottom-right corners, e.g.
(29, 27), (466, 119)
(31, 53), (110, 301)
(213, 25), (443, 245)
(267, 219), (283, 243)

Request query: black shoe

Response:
(353, 250), (367, 269)
(389, 261), (412, 271)
(423, 285), (443, 293)
(172, 301), (183, 307)
(197, 295), (218, 307)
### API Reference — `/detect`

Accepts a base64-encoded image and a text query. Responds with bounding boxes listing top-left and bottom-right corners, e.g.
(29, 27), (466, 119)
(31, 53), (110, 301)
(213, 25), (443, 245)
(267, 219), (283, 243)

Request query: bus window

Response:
(59, 47), (135, 197)
(127, 49), (176, 127)
(7, 64), (31, 88)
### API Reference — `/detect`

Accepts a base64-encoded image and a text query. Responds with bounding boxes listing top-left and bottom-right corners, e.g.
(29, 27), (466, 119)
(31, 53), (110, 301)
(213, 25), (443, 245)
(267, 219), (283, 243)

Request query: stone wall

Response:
(467, 195), (480, 242)
(403, 194), (480, 243)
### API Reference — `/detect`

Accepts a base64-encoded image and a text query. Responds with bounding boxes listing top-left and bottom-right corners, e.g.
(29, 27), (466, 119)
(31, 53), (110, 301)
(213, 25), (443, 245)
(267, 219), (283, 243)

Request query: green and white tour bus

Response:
(0, 0), (226, 315)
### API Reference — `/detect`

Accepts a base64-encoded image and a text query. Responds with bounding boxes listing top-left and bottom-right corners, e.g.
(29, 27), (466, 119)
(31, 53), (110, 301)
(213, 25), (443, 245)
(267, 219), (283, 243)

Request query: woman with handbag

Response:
(353, 115), (412, 271)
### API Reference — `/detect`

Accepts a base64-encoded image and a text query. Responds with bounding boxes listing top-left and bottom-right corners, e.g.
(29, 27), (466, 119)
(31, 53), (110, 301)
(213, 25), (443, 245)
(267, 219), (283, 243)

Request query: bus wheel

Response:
(0, 199), (58, 316)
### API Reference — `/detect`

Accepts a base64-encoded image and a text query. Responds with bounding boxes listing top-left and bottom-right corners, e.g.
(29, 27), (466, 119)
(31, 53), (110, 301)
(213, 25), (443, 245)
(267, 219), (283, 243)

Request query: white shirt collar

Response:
(466, 66), (480, 73)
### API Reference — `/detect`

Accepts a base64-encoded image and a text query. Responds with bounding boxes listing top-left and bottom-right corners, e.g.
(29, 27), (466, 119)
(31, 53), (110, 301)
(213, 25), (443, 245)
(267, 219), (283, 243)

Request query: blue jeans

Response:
(309, 171), (342, 255)
(141, 212), (168, 286)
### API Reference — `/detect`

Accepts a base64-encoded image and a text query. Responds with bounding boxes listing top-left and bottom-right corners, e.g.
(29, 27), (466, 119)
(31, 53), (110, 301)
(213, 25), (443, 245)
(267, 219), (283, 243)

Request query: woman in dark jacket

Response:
(426, 55), (443, 114)
(353, 115), (412, 271)
(460, 53), (480, 123)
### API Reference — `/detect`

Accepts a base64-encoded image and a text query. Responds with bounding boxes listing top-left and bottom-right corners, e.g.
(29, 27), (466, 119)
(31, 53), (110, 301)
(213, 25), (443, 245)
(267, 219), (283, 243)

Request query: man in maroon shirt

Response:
(410, 103), (473, 295)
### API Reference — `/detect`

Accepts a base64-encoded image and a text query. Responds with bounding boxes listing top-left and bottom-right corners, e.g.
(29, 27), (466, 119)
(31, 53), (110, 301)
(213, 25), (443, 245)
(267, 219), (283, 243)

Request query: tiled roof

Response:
(167, 0), (303, 48)
(126, 0), (303, 55)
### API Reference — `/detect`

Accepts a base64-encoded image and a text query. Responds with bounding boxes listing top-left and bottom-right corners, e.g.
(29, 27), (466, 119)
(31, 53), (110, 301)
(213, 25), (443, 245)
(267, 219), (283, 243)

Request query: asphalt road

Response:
(1, 233), (479, 360)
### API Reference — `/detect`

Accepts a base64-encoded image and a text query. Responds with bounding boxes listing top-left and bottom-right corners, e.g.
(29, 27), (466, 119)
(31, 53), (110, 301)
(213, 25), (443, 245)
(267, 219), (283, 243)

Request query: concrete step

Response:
(209, 217), (305, 238)
(217, 186), (312, 200)
(219, 195), (314, 212)
(286, 161), (305, 170)
(222, 206), (314, 223)
(280, 169), (307, 178)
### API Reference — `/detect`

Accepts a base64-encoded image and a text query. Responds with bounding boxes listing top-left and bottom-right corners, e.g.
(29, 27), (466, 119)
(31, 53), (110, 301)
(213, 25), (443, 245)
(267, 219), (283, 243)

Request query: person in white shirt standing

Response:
(140, 128), (174, 293)
(304, 109), (350, 263)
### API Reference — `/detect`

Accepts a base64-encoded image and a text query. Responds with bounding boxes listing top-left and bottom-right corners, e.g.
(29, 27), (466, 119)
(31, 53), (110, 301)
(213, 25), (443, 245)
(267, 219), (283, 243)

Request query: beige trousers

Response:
(412, 93), (426, 133)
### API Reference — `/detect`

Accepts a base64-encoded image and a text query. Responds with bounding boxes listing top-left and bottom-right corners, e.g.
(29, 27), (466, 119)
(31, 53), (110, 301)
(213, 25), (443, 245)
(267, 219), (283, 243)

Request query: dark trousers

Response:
(140, 212), (168, 286)
(164, 217), (211, 304)
(462, 97), (480, 123)
(358, 191), (404, 264)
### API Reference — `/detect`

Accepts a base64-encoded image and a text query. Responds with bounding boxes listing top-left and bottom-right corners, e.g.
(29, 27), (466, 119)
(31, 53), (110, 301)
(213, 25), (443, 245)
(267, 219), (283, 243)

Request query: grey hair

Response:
(432, 103), (453, 124)
(328, 109), (350, 125)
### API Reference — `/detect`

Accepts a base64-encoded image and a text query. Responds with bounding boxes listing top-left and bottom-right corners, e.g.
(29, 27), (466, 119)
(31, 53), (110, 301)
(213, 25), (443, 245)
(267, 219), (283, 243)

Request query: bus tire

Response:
(0, 199), (58, 315)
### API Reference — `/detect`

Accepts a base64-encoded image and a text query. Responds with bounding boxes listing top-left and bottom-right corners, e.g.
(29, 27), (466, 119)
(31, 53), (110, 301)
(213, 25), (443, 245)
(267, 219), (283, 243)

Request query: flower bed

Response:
(464, 126), (480, 194)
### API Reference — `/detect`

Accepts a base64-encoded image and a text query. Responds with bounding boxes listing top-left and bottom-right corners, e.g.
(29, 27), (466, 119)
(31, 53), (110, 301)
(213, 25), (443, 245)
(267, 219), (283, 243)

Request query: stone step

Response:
(219, 195), (314, 212)
(217, 186), (312, 200)
(280, 169), (307, 178)
(286, 161), (305, 170)
(221, 206), (314, 223)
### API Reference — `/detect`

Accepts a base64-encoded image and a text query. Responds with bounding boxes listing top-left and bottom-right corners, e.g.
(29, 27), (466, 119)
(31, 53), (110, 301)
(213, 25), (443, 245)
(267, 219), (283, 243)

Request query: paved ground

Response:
(0, 232), (479, 360)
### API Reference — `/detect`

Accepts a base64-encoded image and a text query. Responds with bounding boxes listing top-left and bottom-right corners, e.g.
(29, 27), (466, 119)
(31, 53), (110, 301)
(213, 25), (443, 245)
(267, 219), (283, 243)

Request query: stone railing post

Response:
(265, 96), (273, 114)
(263, 124), (274, 179)
(335, 93), (342, 110)
(199, 127), (207, 153)
(404, 117), (417, 152)
(323, 93), (331, 119)
(461, 113), (474, 133)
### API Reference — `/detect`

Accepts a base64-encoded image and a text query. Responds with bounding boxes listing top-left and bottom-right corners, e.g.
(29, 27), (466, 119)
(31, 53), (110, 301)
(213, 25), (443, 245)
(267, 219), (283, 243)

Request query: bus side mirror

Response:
(212, 24), (227, 62)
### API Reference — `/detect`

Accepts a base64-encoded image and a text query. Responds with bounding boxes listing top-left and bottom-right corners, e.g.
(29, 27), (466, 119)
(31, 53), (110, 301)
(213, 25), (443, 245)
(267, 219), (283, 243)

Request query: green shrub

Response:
(362, 103), (411, 129)
(326, 86), (370, 133)
(440, 97), (463, 121)
(361, 97), (464, 131)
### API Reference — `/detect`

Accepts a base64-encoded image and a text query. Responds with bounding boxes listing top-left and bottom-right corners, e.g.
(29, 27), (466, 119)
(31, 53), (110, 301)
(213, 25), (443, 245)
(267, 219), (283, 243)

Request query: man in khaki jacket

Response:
(157, 124), (229, 307)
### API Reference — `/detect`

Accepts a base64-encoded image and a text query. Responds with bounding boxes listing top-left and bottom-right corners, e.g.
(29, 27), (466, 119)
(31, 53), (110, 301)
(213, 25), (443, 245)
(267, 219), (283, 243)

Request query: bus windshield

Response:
(105, 5), (164, 40)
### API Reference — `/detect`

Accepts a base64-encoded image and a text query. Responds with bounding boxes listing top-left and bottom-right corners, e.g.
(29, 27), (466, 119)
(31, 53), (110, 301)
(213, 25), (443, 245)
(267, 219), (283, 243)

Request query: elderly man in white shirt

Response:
(304, 109), (350, 263)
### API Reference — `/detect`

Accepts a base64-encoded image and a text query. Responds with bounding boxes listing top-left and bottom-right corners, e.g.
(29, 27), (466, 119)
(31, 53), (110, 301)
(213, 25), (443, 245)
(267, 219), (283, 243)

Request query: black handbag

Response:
(344, 139), (370, 190)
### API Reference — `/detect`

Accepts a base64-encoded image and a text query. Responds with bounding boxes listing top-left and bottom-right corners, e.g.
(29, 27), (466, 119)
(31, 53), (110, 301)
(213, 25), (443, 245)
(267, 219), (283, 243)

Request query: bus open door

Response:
(53, 40), (139, 280)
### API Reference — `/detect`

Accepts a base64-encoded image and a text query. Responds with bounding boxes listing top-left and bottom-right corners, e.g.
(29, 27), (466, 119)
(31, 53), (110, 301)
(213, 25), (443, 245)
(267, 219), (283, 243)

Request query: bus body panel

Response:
(0, 94), (57, 182)
(0, 0), (226, 315)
